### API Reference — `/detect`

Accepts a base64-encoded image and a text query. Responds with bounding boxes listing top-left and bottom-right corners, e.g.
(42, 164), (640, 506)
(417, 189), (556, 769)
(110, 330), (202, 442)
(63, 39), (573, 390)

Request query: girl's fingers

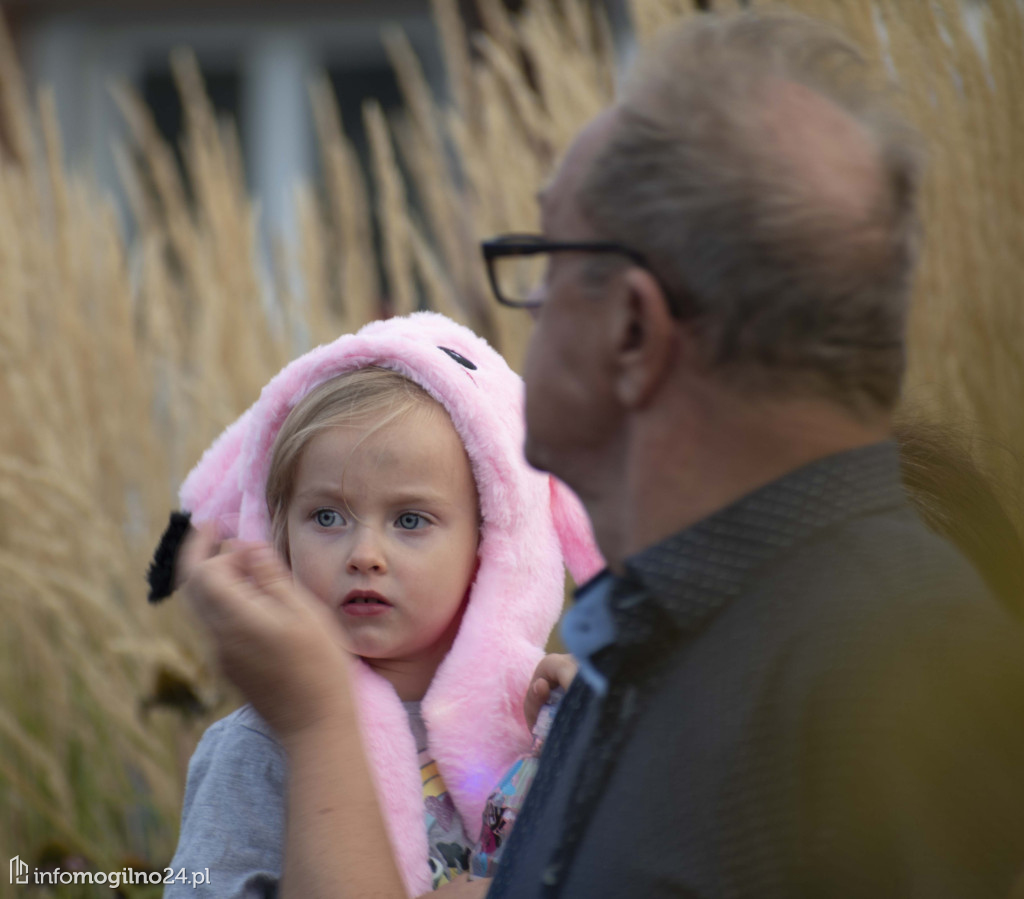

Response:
(524, 653), (578, 729)
(185, 553), (242, 612)
(176, 522), (222, 587)
(524, 677), (552, 731)
(538, 653), (578, 691)
(245, 545), (294, 595)
(186, 552), (273, 634)
(533, 678), (552, 702)
(220, 538), (265, 557)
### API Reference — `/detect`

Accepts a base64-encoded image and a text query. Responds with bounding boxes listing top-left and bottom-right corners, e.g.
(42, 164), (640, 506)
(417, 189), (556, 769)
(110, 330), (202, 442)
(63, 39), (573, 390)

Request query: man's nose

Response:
(346, 529), (387, 574)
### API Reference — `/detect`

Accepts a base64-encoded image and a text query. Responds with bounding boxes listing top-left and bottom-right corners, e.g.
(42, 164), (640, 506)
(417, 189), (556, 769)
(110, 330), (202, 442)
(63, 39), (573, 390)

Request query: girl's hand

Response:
(180, 533), (356, 745)
(524, 652), (578, 730)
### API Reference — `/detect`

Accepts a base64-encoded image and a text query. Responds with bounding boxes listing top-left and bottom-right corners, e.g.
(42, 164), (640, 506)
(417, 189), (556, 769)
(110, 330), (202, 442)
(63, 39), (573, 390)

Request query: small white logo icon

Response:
(9, 856), (29, 885)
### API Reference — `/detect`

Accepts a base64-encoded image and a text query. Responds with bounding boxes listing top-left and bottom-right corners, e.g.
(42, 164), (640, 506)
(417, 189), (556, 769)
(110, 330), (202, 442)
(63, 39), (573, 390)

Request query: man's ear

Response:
(608, 267), (678, 409)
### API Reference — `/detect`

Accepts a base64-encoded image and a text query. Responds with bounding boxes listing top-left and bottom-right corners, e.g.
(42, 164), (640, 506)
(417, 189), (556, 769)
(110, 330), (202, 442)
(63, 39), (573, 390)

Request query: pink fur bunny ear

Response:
(178, 409), (251, 540)
(549, 476), (604, 585)
(146, 411), (251, 602)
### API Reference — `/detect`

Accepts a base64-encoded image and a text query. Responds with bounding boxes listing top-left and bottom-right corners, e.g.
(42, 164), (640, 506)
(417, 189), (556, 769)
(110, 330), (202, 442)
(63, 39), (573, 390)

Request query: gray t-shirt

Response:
(167, 705), (285, 898)
(167, 702), (474, 897)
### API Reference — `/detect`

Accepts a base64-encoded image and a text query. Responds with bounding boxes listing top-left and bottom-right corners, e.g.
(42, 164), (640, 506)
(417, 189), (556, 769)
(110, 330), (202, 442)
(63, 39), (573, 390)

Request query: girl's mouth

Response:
(341, 590), (392, 615)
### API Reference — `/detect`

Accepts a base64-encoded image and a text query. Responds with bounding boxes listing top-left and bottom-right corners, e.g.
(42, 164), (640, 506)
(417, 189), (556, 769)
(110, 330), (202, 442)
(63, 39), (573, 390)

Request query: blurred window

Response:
(141, 67), (243, 190)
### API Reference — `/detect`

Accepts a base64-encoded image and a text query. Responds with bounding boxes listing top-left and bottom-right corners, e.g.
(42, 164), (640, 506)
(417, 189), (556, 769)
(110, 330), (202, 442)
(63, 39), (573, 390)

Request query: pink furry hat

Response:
(178, 311), (602, 894)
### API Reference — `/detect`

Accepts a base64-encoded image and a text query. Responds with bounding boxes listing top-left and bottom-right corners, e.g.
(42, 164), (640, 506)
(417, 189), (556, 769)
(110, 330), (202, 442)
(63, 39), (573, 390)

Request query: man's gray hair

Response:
(578, 10), (924, 413)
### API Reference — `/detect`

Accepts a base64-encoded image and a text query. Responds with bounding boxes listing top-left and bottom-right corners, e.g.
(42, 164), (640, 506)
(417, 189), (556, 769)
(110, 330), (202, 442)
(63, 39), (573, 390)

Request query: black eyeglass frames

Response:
(480, 233), (649, 309)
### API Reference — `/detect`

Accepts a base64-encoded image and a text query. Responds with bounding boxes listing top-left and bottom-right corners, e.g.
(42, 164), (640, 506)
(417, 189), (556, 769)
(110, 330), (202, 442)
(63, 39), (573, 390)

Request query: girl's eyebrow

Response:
(293, 485), (452, 507)
(378, 488), (453, 508)
(292, 484), (347, 502)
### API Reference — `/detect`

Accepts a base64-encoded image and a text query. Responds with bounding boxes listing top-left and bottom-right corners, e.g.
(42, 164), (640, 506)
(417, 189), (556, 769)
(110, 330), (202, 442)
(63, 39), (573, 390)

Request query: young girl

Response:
(161, 312), (601, 897)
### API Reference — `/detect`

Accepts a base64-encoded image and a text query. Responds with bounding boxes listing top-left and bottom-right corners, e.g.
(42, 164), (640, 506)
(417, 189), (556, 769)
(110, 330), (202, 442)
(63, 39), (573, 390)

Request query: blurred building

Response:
(0, 0), (994, 272)
(1, 0), (448, 249)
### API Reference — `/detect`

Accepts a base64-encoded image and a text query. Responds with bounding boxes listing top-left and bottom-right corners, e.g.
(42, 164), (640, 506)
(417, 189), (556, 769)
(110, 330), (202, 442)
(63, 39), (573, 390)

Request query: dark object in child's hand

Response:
(146, 510), (193, 603)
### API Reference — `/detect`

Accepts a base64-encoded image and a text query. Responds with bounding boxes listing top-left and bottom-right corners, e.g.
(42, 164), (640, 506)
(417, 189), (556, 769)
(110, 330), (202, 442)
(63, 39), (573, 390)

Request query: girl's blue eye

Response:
(396, 513), (426, 530)
(314, 509), (343, 528)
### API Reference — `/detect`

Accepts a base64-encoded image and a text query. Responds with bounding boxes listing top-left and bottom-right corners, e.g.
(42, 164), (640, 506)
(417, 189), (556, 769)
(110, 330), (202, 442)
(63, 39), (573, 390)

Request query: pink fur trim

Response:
(179, 313), (603, 892)
(350, 661), (433, 895)
(549, 476), (604, 586)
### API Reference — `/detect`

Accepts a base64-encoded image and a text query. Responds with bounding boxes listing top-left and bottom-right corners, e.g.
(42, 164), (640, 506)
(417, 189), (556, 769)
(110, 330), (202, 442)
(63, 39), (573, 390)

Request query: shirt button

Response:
(542, 862), (562, 885)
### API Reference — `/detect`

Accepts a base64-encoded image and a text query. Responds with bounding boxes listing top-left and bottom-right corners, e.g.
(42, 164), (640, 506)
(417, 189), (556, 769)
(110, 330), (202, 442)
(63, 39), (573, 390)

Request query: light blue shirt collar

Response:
(560, 570), (617, 697)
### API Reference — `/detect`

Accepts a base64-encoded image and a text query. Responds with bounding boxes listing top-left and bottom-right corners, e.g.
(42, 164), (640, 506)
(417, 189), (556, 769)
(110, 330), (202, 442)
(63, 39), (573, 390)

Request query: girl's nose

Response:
(346, 529), (387, 574)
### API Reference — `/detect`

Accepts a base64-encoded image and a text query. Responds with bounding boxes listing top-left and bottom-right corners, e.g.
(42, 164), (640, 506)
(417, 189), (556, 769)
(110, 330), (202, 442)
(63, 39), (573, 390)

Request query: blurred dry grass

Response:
(0, 0), (1020, 891)
(758, 0), (1024, 518)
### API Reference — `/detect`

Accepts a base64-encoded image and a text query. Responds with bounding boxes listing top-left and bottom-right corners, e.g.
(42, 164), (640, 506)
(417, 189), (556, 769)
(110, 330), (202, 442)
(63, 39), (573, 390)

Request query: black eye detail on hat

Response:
(438, 346), (477, 370)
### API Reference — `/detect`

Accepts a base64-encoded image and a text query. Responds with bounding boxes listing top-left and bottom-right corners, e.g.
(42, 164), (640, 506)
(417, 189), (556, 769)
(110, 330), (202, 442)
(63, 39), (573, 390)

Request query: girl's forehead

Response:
(295, 405), (476, 491)
(325, 399), (451, 441)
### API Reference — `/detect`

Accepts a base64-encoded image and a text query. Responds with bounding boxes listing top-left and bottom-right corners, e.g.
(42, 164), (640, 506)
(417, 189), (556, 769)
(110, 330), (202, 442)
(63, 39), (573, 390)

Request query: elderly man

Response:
(177, 9), (1024, 899)
(479, 9), (1024, 899)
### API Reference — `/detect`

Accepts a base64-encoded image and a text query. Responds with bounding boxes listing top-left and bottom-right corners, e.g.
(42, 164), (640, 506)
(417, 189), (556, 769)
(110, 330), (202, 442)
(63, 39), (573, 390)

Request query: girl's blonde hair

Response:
(265, 366), (440, 558)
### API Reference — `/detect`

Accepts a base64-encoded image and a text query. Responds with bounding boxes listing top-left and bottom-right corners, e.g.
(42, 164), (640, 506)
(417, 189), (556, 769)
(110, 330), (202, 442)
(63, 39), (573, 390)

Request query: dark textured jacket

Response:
(489, 442), (1024, 899)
